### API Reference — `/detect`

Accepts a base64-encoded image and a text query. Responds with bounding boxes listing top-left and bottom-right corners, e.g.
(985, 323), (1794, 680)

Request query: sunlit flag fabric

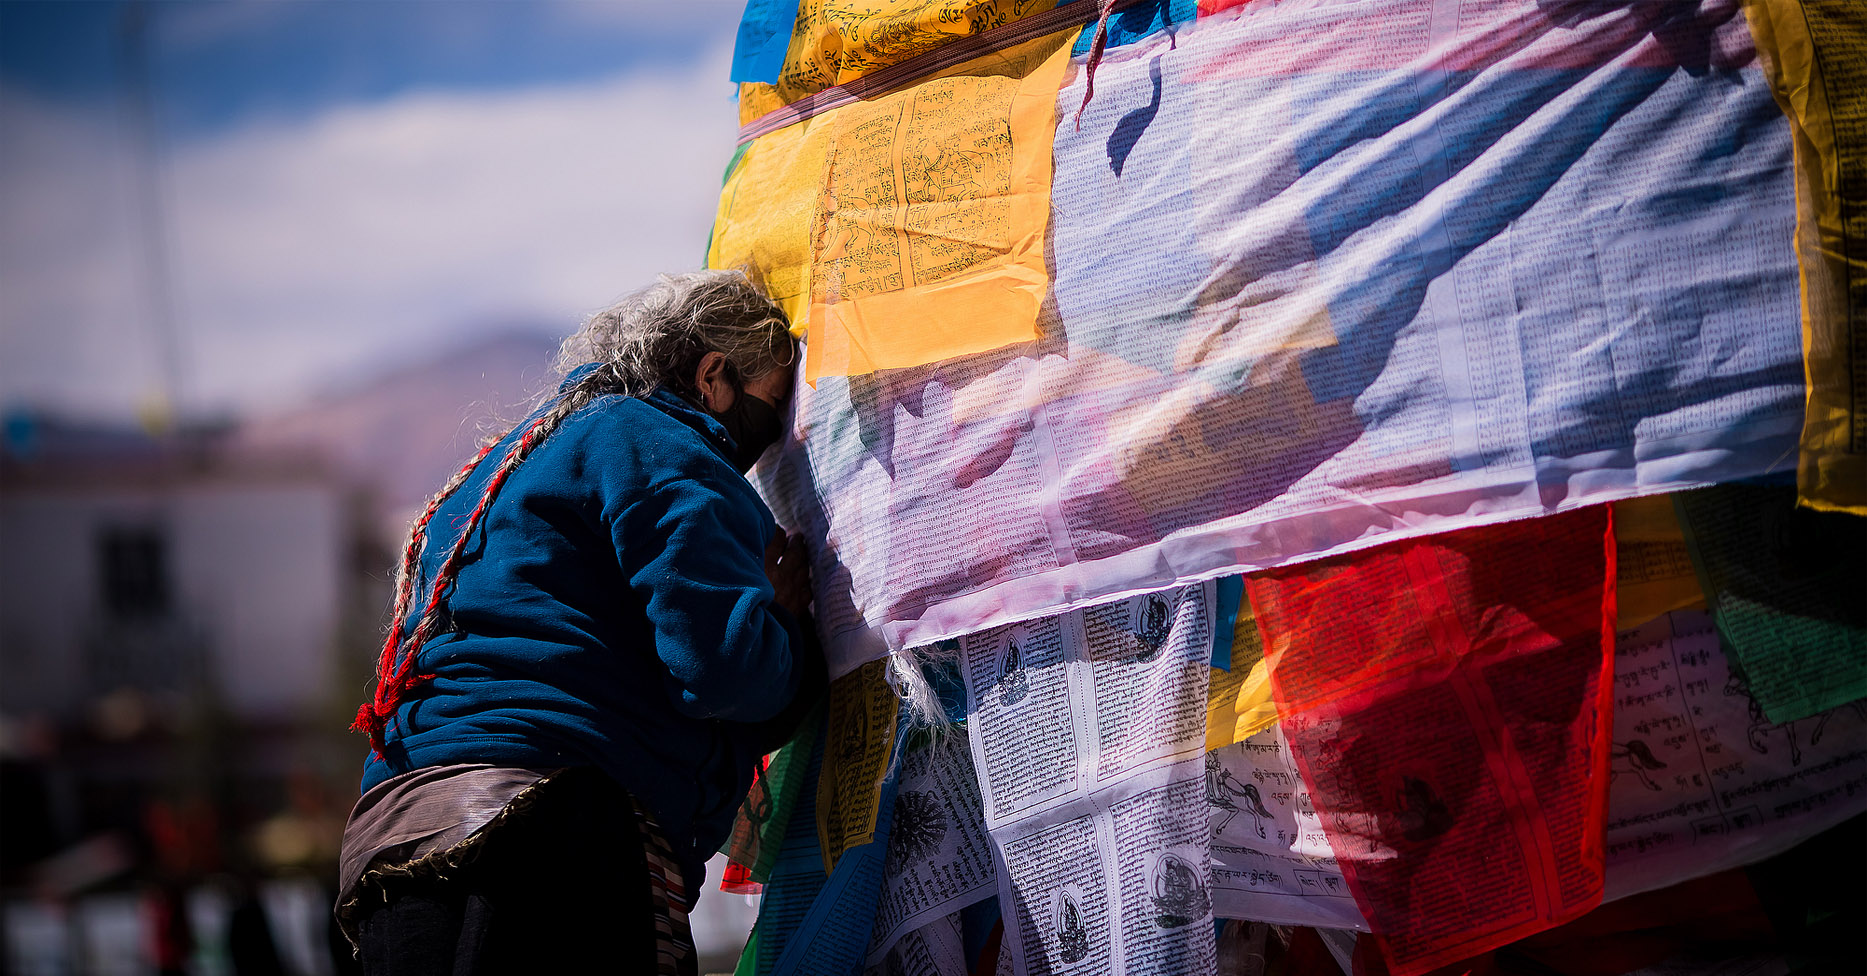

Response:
(718, 0), (1862, 676)
(709, 1), (1867, 974)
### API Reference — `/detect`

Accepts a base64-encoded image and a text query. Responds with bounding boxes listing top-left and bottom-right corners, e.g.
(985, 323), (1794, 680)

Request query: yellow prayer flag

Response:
(815, 658), (900, 874)
(1612, 494), (1707, 631)
(738, 0), (1062, 126)
(1203, 586), (1280, 750)
(710, 118), (833, 332)
(805, 27), (1074, 379)
(1743, 0), (1867, 514)
(1227, 598), (1280, 743)
(1204, 665), (1246, 754)
(715, 24), (1074, 380)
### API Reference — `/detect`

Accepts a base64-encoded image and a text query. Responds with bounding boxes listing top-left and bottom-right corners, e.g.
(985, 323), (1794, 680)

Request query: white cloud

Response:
(0, 43), (743, 420)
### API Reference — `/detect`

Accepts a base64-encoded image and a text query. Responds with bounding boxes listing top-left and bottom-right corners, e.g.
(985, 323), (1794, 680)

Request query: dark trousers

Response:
(354, 768), (682, 975)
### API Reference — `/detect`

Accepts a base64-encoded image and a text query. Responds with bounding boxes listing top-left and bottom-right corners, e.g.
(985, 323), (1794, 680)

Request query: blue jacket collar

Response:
(644, 387), (736, 456)
(560, 363), (738, 458)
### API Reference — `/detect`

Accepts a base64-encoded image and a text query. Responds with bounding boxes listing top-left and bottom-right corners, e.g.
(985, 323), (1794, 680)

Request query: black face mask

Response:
(713, 385), (785, 474)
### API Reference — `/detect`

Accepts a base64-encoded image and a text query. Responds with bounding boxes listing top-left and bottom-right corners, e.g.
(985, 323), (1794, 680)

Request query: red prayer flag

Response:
(1249, 506), (1616, 975)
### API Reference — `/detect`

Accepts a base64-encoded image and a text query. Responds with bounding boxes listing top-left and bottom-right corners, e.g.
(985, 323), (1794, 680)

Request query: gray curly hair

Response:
(555, 269), (795, 396)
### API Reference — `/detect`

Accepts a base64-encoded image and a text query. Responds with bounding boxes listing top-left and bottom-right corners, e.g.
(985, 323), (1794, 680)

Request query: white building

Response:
(0, 423), (366, 726)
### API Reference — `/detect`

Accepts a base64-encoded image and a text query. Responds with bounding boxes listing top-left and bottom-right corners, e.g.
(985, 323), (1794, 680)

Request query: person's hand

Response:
(765, 530), (811, 617)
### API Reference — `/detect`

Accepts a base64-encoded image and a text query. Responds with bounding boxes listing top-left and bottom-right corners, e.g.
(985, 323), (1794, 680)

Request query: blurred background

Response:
(0, 2), (760, 971)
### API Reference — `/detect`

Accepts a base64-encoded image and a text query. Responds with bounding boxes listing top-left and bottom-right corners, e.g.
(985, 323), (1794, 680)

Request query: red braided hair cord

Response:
(1073, 0), (1120, 130)
(350, 415), (551, 755)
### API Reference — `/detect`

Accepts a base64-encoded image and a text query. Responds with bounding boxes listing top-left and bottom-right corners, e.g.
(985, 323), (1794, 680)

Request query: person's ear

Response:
(693, 351), (733, 412)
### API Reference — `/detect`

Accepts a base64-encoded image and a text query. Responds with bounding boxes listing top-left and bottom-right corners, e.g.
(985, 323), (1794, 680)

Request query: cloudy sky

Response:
(0, 0), (749, 423)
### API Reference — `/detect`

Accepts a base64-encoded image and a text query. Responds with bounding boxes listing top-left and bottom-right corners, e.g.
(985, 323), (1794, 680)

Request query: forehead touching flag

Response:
(706, 2), (1867, 974)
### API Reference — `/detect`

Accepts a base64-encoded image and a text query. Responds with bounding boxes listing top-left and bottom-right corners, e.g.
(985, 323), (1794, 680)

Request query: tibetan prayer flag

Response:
(1249, 506), (1615, 975)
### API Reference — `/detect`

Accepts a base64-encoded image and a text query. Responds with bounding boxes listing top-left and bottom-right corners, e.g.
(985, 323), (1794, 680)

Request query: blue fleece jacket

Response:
(360, 374), (815, 884)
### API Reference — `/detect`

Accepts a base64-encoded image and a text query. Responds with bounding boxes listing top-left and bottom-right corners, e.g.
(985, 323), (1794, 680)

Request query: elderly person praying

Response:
(334, 270), (822, 975)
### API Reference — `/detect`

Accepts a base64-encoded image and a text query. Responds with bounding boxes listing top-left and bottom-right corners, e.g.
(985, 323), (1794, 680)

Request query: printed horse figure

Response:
(1726, 668), (1805, 766)
(1609, 739), (1668, 791)
(1207, 754), (1273, 839)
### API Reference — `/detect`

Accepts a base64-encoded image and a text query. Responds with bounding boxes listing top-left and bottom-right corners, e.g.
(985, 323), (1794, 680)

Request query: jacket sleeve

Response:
(615, 474), (806, 722)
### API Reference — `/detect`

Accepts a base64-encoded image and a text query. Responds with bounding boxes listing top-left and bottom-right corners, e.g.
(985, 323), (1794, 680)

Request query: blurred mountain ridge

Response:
(232, 329), (563, 538)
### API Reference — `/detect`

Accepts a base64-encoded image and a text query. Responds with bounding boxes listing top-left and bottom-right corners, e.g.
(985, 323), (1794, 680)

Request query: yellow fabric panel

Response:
(1203, 587), (1280, 750)
(815, 659), (899, 874)
(1204, 664), (1246, 753)
(804, 26), (1074, 379)
(1611, 494), (1707, 632)
(1227, 597), (1279, 743)
(1231, 661), (1279, 743)
(1743, 0), (1867, 514)
(740, 80), (789, 128)
(715, 26), (1073, 377)
(709, 119), (833, 332)
(738, 0), (1062, 127)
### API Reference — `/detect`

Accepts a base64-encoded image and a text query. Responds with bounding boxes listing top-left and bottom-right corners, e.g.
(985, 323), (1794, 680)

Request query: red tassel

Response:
(1074, 0), (1120, 130)
(350, 419), (552, 756)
